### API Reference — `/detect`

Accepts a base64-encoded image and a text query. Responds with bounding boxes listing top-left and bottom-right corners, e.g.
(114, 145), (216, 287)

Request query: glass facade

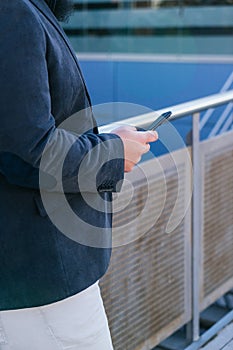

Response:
(63, 0), (233, 55)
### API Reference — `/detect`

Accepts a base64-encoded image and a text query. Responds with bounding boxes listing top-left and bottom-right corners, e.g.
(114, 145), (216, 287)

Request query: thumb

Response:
(138, 130), (158, 143)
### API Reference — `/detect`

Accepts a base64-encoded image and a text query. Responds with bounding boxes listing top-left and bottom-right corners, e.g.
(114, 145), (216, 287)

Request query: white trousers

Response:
(0, 282), (114, 350)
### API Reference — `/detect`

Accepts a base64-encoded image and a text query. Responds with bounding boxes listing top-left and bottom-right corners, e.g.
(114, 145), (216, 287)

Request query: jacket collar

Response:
(29, 0), (92, 108)
(29, 0), (77, 73)
(29, 0), (63, 37)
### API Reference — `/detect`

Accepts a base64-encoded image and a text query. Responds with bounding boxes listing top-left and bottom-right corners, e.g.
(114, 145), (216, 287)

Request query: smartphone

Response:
(148, 111), (172, 130)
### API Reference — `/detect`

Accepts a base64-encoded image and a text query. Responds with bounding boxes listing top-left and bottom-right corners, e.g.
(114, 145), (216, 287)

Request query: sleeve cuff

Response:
(96, 133), (124, 193)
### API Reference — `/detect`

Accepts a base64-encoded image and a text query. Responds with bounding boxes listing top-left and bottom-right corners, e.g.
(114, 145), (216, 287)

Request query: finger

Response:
(127, 125), (137, 131)
(119, 125), (137, 131)
(111, 125), (137, 134)
(136, 130), (158, 143)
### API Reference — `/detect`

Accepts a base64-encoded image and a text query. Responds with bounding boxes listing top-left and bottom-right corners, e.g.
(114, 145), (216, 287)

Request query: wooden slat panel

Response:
(100, 149), (192, 350)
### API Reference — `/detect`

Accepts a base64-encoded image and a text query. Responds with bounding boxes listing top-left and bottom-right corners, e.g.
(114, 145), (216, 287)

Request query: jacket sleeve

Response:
(0, 2), (124, 193)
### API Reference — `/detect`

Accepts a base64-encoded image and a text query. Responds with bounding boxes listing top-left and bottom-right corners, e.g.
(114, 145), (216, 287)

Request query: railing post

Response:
(191, 112), (201, 341)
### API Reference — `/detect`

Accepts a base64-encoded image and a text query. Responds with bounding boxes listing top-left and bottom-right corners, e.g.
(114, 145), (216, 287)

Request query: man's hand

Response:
(112, 126), (158, 172)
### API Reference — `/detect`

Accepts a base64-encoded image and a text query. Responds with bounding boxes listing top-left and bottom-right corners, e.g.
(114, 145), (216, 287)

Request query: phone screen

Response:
(148, 111), (172, 130)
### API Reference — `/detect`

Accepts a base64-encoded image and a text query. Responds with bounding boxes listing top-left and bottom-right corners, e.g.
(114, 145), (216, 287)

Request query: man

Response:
(0, 0), (158, 349)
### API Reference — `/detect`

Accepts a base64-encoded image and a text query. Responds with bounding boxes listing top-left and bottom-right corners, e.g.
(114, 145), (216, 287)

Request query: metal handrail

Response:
(99, 90), (233, 132)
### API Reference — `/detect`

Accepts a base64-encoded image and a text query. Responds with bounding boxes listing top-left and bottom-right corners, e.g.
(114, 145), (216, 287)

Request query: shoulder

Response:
(0, 0), (42, 14)
(0, 0), (44, 31)
(0, 0), (46, 48)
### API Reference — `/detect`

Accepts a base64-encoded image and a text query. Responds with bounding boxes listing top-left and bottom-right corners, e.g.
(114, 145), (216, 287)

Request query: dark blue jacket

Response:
(0, 0), (124, 310)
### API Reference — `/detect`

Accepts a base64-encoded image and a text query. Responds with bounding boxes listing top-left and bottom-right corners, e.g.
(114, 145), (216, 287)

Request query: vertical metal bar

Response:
(191, 112), (201, 341)
(186, 322), (193, 342)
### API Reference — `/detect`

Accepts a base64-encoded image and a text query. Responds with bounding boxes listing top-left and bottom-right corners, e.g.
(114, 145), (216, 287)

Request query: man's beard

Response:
(47, 0), (75, 22)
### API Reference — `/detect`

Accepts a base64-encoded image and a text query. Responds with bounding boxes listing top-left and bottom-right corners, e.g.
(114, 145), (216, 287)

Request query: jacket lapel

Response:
(29, 0), (92, 107)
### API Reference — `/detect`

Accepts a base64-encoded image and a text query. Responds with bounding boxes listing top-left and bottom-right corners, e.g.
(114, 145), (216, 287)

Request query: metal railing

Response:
(100, 90), (233, 133)
(100, 89), (233, 350)
(200, 71), (233, 137)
